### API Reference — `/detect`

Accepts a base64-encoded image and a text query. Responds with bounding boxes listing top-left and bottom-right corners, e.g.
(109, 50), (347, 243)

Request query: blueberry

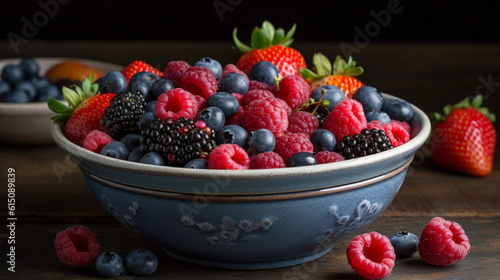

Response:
(184, 158), (209, 169)
(193, 57), (223, 79)
(30, 77), (50, 91)
(206, 92), (240, 118)
(287, 152), (318, 167)
(219, 72), (249, 95)
(125, 249), (158, 276)
(100, 70), (127, 94)
(140, 152), (165, 166)
(95, 251), (124, 278)
(100, 141), (130, 160)
(366, 110), (391, 125)
(248, 129), (275, 155)
(311, 85), (345, 111)
(216, 125), (248, 148)
(354, 86), (383, 113)
(249, 61), (279, 86)
(197, 106), (225, 132)
(128, 71), (160, 100)
(15, 80), (37, 101)
(0, 89), (30, 103)
(310, 129), (336, 153)
(36, 85), (61, 101)
(382, 98), (414, 122)
(139, 111), (158, 129)
(145, 100), (157, 112)
(120, 134), (142, 151)
(1, 64), (24, 84)
(128, 147), (145, 162)
(150, 78), (174, 99)
(19, 58), (39, 78)
(389, 231), (419, 258)
(0, 81), (11, 96)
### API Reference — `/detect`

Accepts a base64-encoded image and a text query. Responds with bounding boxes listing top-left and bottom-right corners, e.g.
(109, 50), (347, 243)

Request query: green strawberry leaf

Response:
(232, 28), (253, 53)
(47, 98), (70, 114)
(470, 94), (483, 108)
(61, 87), (80, 108)
(262, 20), (275, 43)
(313, 53), (332, 77)
(299, 67), (320, 80)
(272, 28), (285, 45)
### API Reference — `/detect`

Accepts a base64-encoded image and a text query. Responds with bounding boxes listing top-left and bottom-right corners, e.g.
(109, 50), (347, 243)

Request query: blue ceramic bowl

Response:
(51, 93), (430, 270)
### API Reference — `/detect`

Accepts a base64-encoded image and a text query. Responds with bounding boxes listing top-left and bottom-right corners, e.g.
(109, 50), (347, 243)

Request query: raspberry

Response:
(221, 63), (249, 81)
(272, 75), (310, 110)
(178, 66), (218, 99)
(384, 122), (411, 147)
(390, 119), (411, 134)
(162, 60), (190, 87)
(231, 92), (245, 103)
(274, 133), (314, 162)
(287, 111), (319, 136)
(241, 89), (276, 108)
(323, 98), (367, 143)
(208, 143), (250, 170)
(315, 151), (344, 164)
(250, 152), (286, 169)
(346, 231), (396, 280)
(54, 225), (101, 268)
(418, 217), (471, 266)
(155, 88), (199, 121)
(367, 120), (384, 131)
(248, 80), (273, 91)
(241, 98), (289, 137)
(82, 130), (114, 153)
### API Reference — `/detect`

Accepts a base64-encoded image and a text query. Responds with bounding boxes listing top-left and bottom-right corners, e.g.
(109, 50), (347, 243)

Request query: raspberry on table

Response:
(323, 98), (368, 143)
(250, 152), (286, 169)
(54, 225), (101, 268)
(272, 75), (310, 110)
(274, 133), (314, 163)
(82, 130), (114, 153)
(178, 66), (218, 99)
(241, 98), (289, 137)
(287, 111), (319, 136)
(163, 60), (190, 87)
(315, 151), (344, 164)
(384, 122), (411, 147)
(208, 143), (250, 170)
(155, 88), (199, 121)
(418, 217), (471, 266)
(346, 231), (396, 280)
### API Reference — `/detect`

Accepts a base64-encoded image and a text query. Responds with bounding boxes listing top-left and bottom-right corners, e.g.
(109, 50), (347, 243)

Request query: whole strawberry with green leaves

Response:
(47, 74), (116, 146)
(429, 95), (496, 177)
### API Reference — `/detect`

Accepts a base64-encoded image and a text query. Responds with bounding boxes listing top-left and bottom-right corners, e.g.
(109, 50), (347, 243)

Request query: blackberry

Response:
(336, 129), (393, 159)
(140, 117), (216, 167)
(101, 90), (146, 139)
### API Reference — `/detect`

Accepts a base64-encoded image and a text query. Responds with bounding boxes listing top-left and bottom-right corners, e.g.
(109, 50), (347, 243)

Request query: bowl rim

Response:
(51, 92), (431, 180)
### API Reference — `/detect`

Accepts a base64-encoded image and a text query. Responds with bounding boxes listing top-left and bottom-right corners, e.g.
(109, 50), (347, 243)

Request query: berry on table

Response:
(100, 90), (147, 139)
(418, 217), (471, 266)
(389, 231), (419, 258)
(346, 231), (396, 280)
(125, 249), (158, 276)
(208, 143), (250, 170)
(155, 88), (199, 121)
(54, 225), (101, 268)
(250, 152), (286, 169)
(95, 251), (124, 277)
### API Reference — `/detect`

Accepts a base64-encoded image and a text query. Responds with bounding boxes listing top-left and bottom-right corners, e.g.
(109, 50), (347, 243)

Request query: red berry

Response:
(208, 144), (250, 170)
(346, 231), (396, 280)
(163, 60), (190, 87)
(221, 63), (249, 81)
(384, 122), (411, 147)
(272, 75), (310, 110)
(241, 98), (289, 137)
(323, 98), (367, 143)
(54, 225), (101, 268)
(274, 133), (314, 162)
(178, 66), (218, 99)
(250, 152), (286, 169)
(287, 111), (319, 136)
(241, 89), (275, 108)
(390, 119), (411, 134)
(367, 120), (384, 131)
(155, 88), (199, 121)
(248, 80), (273, 91)
(418, 217), (471, 266)
(82, 130), (114, 154)
(315, 151), (344, 164)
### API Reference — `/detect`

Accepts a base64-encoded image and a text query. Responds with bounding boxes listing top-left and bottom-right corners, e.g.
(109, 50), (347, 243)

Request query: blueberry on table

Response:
(100, 141), (130, 160)
(194, 57), (223, 79)
(366, 110), (391, 125)
(382, 98), (414, 122)
(312, 85), (345, 111)
(389, 231), (419, 258)
(249, 61), (280, 86)
(287, 152), (318, 167)
(125, 249), (158, 276)
(206, 92), (240, 118)
(353, 85), (383, 113)
(219, 72), (249, 95)
(216, 125), (249, 148)
(95, 251), (124, 278)
(248, 128), (276, 155)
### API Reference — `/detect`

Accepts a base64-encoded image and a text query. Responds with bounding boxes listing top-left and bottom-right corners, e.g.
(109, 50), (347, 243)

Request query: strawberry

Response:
(121, 60), (162, 83)
(233, 20), (306, 77)
(47, 74), (116, 146)
(300, 53), (364, 98)
(429, 95), (496, 177)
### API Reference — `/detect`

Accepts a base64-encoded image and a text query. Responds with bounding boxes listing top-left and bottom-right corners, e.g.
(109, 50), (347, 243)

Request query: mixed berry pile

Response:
(49, 57), (414, 170)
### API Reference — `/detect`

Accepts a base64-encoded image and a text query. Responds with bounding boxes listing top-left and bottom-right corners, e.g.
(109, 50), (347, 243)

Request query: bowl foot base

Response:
(161, 247), (332, 270)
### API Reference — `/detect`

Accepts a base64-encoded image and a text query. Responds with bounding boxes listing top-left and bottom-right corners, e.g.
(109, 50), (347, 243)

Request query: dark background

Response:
(1, 0), (499, 42)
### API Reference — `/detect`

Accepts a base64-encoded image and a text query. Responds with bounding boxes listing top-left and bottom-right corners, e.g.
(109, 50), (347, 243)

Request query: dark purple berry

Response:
(389, 231), (419, 258)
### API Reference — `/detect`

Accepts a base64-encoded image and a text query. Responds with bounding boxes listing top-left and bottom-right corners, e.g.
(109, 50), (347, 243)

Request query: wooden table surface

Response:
(0, 41), (499, 279)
